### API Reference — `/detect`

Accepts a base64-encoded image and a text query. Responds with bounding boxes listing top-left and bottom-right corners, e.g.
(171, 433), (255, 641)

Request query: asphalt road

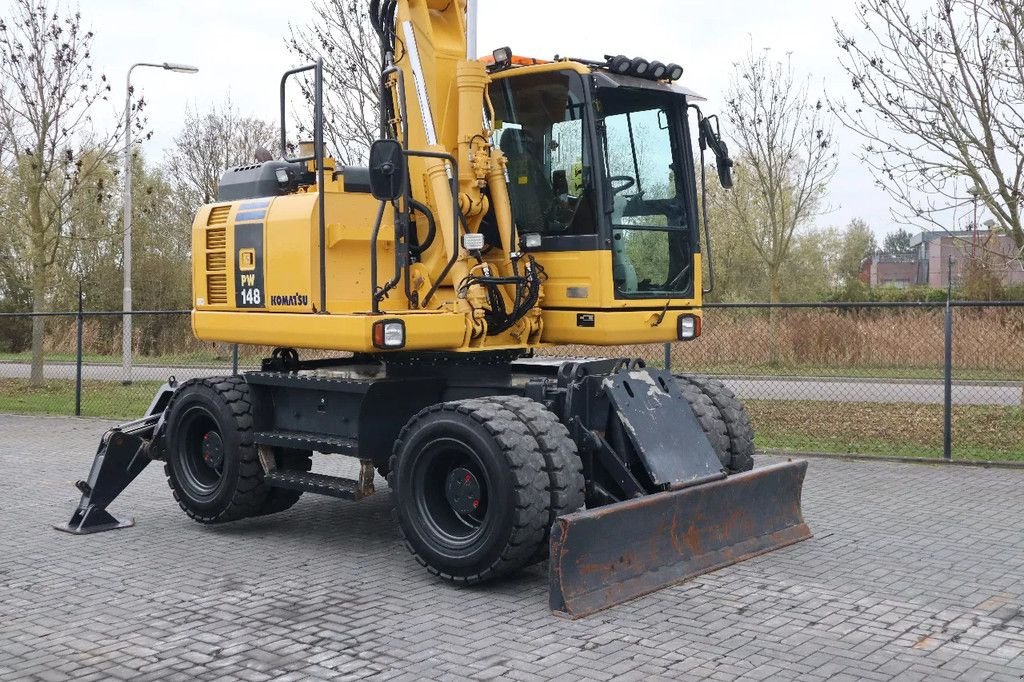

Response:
(2, 361), (1021, 406)
(2, 414), (1022, 680)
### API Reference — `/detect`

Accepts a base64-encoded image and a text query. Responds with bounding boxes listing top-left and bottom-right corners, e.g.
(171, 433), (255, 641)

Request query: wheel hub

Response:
(201, 431), (224, 470)
(445, 467), (482, 515)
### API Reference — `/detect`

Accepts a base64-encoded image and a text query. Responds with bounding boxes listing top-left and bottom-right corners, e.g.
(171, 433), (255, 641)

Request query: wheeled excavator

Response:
(59, 0), (810, 618)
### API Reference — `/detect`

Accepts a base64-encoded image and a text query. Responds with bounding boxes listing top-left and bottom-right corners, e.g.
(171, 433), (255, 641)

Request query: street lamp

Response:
(122, 62), (199, 385)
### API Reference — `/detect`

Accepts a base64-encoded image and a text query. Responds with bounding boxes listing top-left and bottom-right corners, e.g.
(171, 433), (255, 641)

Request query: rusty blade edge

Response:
(552, 523), (812, 619)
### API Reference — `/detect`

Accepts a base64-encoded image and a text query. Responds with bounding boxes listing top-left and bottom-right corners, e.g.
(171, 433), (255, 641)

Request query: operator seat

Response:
(500, 128), (551, 234)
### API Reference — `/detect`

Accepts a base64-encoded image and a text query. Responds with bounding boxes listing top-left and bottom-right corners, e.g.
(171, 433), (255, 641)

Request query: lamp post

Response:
(122, 62), (199, 385)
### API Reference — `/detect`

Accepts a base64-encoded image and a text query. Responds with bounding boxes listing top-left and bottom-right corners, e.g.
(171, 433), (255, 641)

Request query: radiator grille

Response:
(206, 252), (226, 271)
(207, 205), (231, 226)
(206, 227), (226, 250)
(206, 273), (228, 305)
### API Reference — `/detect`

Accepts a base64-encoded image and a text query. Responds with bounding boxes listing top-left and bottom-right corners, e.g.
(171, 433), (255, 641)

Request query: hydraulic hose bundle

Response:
(458, 256), (545, 335)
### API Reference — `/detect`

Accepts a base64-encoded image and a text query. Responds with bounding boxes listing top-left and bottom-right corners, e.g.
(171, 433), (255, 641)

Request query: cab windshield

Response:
(597, 86), (694, 298)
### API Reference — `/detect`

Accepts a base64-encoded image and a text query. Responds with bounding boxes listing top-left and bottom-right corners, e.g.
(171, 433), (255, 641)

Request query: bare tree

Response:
(0, 0), (127, 384)
(163, 101), (277, 217)
(724, 48), (837, 303)
(288, 0), (381, 166)
(835, 0), (1024, 261)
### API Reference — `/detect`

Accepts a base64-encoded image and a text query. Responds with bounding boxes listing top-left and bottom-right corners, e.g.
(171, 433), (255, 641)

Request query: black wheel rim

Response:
(411, 437), (492, 551)
(177, 405), (225, 496)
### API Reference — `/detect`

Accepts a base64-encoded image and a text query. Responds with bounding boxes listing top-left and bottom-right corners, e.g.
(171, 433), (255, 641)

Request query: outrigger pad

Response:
(549, 460), (811, 619)
(54, 430), (150, 535)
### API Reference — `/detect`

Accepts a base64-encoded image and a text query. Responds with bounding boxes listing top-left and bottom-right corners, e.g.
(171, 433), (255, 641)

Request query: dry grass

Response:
(548, 308), (1024, 378)
(750, 400), (1024, 460)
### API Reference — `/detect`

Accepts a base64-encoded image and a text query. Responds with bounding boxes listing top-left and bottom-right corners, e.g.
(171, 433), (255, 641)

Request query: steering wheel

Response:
(609, 176), (636, 196)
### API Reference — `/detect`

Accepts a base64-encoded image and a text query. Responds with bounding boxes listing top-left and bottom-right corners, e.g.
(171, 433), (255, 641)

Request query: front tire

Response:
(676, 374), (755, 473)
(389, 398), (551, 583)
(163, 377), (268, 523)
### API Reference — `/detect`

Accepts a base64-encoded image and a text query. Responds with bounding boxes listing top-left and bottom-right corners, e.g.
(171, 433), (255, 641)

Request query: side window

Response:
(489, 72), (596, 236)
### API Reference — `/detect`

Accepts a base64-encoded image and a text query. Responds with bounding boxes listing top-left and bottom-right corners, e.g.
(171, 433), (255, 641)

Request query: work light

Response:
(678, 314), (701, 341)
(373, 319), (406, 349)
(630, 57), (650, 77)
(607, 55), (632, 74)
(667, 63), (684, 81)
(649, 61), (667, 80)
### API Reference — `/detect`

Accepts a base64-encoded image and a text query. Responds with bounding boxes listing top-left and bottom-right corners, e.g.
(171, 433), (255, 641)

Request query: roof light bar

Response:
(603, 55), (684, 82)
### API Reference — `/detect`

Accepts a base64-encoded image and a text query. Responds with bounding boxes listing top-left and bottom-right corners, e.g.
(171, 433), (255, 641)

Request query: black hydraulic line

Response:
(409, 198), (437, 255)
(407, 150), (461, 309)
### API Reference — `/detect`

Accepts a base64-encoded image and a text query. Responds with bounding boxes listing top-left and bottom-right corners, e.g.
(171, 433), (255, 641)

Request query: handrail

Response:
(279, 59), (328, 313)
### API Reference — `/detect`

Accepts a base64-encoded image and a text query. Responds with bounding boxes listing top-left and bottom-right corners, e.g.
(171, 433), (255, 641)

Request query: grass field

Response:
(2, 378), (1021, 462)
(0, 379), (164, 419)
(749, 400), (1024, 461)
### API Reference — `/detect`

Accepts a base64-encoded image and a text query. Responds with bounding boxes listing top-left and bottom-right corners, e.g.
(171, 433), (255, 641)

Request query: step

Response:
(254, 431), (359, 455)
(263, 470), (371, 500)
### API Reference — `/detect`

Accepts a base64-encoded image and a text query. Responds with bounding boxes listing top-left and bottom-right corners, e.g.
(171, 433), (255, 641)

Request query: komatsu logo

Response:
(271, 293), (309, 307)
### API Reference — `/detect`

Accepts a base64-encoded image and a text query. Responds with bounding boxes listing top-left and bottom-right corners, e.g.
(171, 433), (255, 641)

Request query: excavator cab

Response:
(491, 67), (702, 300)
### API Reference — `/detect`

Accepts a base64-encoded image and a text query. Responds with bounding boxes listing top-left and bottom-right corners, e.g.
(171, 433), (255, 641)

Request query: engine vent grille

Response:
(206, 227), (226, 250)
(206, 273), (228, 305)
(207, 205), (231, 226)
(206, 252), (226, 271)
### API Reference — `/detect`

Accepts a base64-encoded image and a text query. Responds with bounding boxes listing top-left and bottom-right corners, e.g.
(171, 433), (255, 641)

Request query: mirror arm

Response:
(700, 139), (715, 297)
(690, 104), (715, 297)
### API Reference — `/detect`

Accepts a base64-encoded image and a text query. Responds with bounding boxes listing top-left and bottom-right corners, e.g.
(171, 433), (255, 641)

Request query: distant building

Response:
(861, 230), (1024, 288)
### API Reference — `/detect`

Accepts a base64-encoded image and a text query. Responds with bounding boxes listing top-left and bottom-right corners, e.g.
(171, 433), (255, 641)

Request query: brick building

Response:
(861, 230), (1024, 288)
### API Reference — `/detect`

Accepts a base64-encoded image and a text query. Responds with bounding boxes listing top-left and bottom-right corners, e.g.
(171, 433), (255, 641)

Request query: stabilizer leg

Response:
(55, 427), (152, 535)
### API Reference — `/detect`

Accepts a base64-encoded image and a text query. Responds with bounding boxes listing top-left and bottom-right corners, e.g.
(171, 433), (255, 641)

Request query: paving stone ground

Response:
(1, 413), (1023, 681)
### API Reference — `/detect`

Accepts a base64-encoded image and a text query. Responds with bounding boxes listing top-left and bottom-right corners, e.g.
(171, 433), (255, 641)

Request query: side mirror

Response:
(368, 139), (407, 202)
(699, 116), (734, 189)
(715, 141), (734, 189)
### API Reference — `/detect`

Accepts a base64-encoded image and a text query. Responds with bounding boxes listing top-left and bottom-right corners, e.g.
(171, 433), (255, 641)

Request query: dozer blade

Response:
(549, 460), (811, 619)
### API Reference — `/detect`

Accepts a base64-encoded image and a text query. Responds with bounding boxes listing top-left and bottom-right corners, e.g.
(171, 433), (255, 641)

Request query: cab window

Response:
(490, 71), (596, 237)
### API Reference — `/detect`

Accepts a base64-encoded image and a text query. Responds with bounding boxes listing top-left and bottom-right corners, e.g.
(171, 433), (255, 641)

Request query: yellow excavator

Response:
(59, 0), (810, 618)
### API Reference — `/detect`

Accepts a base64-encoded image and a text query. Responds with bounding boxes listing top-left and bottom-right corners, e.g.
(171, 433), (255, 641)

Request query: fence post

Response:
(663, 343), (672, 372)
(232, 344), (239, 376)
(75, 282), (84, 417)
(943, 257), (954, 461)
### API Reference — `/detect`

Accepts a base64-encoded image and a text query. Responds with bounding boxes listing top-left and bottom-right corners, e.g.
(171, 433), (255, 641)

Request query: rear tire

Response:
(676, 375), (755, 473)
(487, 396), (585, 561)
(676, 379), (732, 470)
(163, 377), (268, 523)
(389, 398), (550, 583)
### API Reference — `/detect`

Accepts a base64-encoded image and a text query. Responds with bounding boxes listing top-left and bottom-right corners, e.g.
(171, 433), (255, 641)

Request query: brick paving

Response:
(1, 413), (1022, 681)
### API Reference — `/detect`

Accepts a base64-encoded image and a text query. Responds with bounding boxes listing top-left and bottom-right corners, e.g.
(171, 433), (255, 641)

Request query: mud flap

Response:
(549, 460), (811, 618)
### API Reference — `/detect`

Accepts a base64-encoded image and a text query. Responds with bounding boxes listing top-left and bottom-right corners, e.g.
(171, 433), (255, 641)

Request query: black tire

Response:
(163, 377), (268, 523)
(676, 378), (731, 471)
(388, 398), (551, 583)
(255, 448), (313, 517)
(677, 374), (755, 473)
(487, 396), (585, 560)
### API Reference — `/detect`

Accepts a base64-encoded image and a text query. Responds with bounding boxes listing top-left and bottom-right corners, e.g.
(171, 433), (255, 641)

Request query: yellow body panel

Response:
(193, 309), (469, 352)
(190, 0), (705, 353)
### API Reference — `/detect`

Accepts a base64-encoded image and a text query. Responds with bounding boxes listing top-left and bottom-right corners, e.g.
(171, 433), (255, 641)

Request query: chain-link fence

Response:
(2, 302), (1022, 462)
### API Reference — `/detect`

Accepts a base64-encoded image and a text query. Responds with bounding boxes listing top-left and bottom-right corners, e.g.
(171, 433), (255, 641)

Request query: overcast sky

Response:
(78, 0), (902, 237)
